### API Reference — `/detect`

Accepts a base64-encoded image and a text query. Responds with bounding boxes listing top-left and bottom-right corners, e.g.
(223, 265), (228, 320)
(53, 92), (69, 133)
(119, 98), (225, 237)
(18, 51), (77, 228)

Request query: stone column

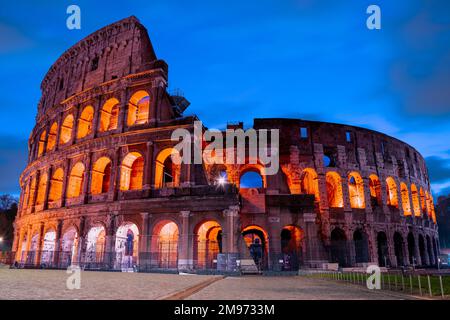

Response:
(139, 212), (150, 270)
(82, 152), (92, 204)
(53, 219), (63, 267)
(92, 99), (102, 138)
(54, 113), (63, 152)
(223, 205), (240, 272)
(303, 212), (327, 268)
(113, 147), (122, 201)
(143, 141), (154, 189)
(71, 105), (81, 145)
(267, 207), (281, 271)
(178, 211), (192, 271)
(362, 177), (373, 214)
(60, 158), (70, 207)
(118, 89), (129, 133)
(43, 167), (52, 210)
(414, 235), (422, 266)
(35, 222), (45, 266)
(104, 213), (117, 269)
(30, 171), (40, 213)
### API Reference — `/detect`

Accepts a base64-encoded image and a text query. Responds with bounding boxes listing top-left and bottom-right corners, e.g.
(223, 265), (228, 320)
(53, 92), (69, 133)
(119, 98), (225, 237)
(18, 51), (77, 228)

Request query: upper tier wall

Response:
(38, 16), (156, 120)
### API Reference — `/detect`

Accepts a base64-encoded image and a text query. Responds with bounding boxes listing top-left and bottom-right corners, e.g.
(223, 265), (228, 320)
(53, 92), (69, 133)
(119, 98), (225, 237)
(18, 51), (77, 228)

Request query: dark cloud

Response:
(0, 136), (27, 194)
(425, 156), (450, 184)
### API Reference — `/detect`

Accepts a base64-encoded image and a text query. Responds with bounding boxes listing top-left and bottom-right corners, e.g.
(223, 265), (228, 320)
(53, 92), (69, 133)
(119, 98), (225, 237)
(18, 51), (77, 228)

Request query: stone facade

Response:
(12, 16), (439, 272)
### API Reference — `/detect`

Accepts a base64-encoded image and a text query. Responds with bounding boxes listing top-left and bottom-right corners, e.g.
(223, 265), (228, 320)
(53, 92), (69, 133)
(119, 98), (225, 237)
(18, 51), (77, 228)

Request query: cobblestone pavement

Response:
(0, 269), (411, 300)
(187, 276), (412, 300)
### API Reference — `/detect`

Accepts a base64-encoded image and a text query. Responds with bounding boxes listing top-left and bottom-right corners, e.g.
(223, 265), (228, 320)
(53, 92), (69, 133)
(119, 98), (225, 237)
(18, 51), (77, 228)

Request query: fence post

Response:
(409, 275), (413, 294)
(418, 275), (422, 296)
(439, 276), (444, 299)
(427, 275), (432, 297)
(388, 273), (391, 290)
(401, 275), (405, 291)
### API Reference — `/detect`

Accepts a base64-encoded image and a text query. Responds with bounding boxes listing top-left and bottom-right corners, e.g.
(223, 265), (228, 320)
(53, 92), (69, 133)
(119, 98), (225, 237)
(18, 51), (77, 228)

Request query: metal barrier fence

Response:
(308, 270), (450, 299)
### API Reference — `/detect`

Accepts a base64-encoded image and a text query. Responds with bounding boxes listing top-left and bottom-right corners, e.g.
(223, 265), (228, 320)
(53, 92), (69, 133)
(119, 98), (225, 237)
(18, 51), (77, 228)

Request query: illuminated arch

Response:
(386, 177), (399, 208)
(60, 227), (79, 267)
(369, 174), (382, 207)
(91, 157), (112, 194)
(300, 168), (319, 200)
(46, 122), (58, 152)
(151, 220), (179, 268)
(48, 168), (64, 202)
(77, 106), (94, 139)
(127, 90), (150, 126)
(425, 191), (432, 218)
(194, 220), (222, 269)
(120, 152), (144, 191)
(348, 172), (365, 209)
(242, 225), (269, 269)
(326, 172), (343, 208)
(400, 182), (411, 216)
(154, 148), (181, 188)
(411, 184), (421, 217)
(115, 222), (139, 269)
(430, 195), (436, 223)
(420, 187), (426, 213)
(67, 162), (85, 198)
(59, 114), (74, 145)
(280, 225), (304, 270)
(35, 172), (48, 206)
(85, 225), (106, 265)
(99, 98), (120, 132)
(40, 229), (56, 266)
(27, 176), (37, 208)
(38, 130), (47, 157)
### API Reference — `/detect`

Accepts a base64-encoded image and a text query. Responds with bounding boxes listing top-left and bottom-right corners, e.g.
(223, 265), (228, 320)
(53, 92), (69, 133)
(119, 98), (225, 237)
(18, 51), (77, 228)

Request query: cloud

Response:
(425, 155), (450, 185)
(0, 136), (27, 194)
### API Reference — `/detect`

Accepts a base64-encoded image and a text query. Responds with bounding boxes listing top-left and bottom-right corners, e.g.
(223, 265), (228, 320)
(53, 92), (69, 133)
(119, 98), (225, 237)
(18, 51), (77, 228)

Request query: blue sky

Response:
(0, 0), (449, 197)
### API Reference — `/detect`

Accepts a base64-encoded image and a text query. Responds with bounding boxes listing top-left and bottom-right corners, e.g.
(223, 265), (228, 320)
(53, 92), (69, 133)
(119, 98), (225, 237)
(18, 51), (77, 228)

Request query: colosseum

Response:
(12, 16), (440, 273)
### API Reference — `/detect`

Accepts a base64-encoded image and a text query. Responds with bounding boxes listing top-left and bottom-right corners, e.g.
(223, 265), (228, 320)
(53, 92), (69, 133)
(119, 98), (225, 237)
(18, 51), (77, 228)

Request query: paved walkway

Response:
(0, 269), (412, 300)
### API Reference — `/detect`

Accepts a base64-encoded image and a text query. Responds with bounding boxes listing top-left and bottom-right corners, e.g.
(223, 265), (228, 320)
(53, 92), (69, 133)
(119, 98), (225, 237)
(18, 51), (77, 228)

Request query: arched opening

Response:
(194, 220), (222, 270)
(425, 192), (432, 218)
(46, 122), (58, 152)
(369, 175), (382, 207)
(400, 183), (412, 216)
(48, 168), (64, 203)
(60, 227), (79, 267)
(430, 197), (436, 223)
(330, 228), (349, 267)
(300, 168), (319, 200)
(326, 172), (343, 208)
(127, 90), (150, 126)
(59, 114), (74, 145)
(377, 232), (389, 267)
(99, 98), (120, 132)
(426, 235), (434, 265)
(420, 188), (426, 215)
(91, 157), (112, 195)
(353, 229), (369, 263)
(120, 152), (144, 191)
(386, 177), (399, 208)
(348, 172), (365, 208)
(394, 232), (404, 267)
(27, 177), (37, 208)
(38, 131), (46, 157)
(115, 223), (139, 270)
(280, 225), (304, 271)
(27, 233), (39, 265)
(418, 234), (427, 266)
(242, 225), (268, 271)
(407, 232), (416, 265)
(67, 162), (85, 198)
(411, 184), (421, 217)
(155, 148), (181, 188)
(40, 229), (56, 267)
(239, 170), (264, 188)
(35, 173), (48, 206)
(77, 106), (94, 139)
(432, 238), (439, 264)
(85, 226), (106, 266)
(151, 220), (179, 269)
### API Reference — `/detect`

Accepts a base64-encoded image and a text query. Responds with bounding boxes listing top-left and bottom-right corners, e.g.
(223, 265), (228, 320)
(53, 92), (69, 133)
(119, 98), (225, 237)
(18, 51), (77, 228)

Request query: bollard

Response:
(427, 275), (432, 297)
(439, 276), (444, 299)
(394, 274), (397, 290)
(401, 275), (405, 291)
(388, 274), (391, 290)
(418, 275), (422, 296)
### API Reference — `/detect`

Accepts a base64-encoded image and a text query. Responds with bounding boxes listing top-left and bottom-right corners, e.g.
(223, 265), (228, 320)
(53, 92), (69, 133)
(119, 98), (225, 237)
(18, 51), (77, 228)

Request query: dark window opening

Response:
(59, 78), (64, 91)
(91, 57), (99, 71)
(300, 127), (308, 139)
(345, 131), (352, 143)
